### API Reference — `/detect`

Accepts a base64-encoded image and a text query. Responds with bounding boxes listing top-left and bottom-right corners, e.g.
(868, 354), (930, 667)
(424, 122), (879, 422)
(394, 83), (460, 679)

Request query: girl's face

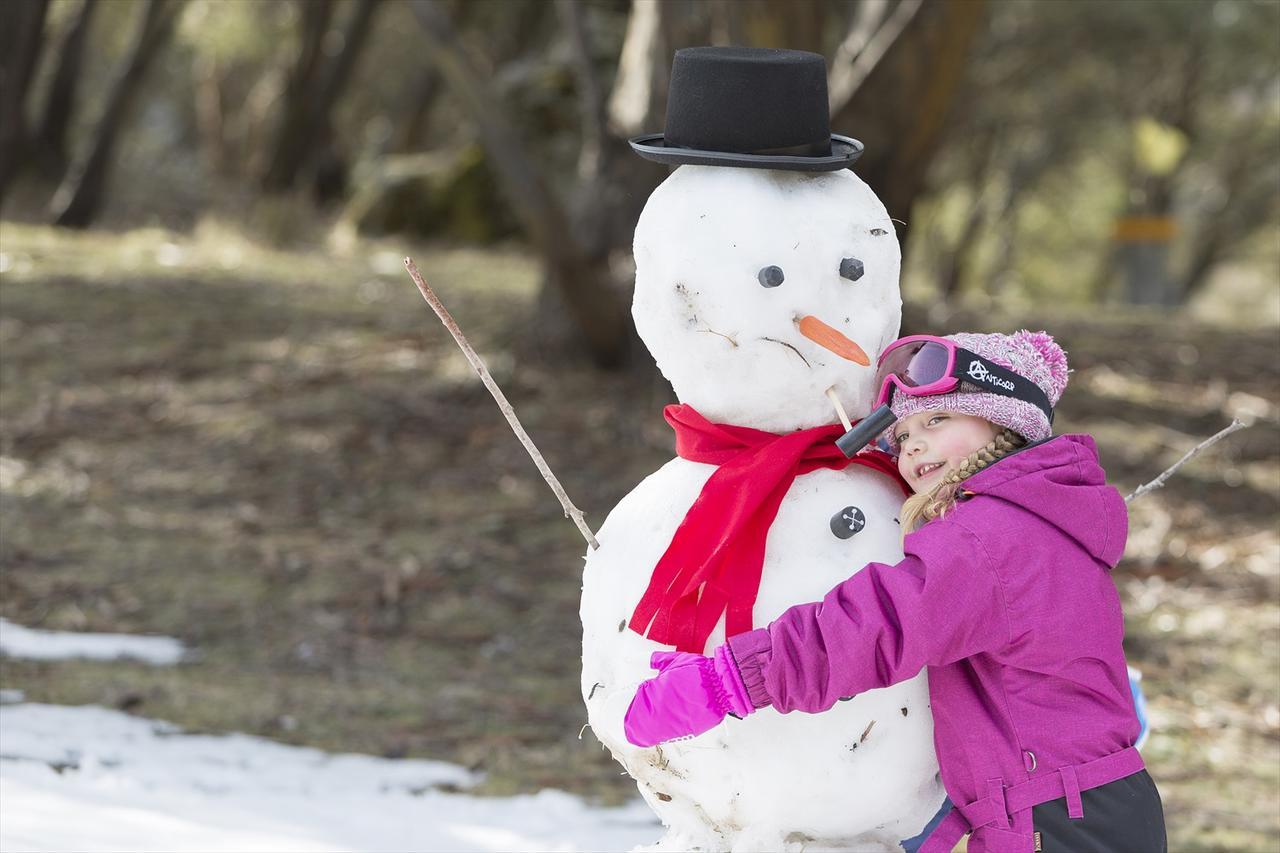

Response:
(895, 410), (1001, 494)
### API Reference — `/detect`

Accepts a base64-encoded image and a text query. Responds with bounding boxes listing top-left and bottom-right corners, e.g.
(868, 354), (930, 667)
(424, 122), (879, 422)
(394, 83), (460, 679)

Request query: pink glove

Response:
(623, 644), (754, 747)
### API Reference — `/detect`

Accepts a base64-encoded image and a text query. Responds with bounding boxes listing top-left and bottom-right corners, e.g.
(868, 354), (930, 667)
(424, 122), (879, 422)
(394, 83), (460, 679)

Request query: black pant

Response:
(1031, 769), (1166, 852)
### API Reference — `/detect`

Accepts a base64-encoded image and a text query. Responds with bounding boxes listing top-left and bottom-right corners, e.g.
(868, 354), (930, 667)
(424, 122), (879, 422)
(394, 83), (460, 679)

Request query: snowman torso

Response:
(582, 462), (942, 851)
(581, 166), (943, 851)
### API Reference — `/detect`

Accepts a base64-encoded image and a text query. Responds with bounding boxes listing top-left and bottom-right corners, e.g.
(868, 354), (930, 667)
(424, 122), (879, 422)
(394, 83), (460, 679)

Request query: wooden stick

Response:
(825, 387), (853, 432)
(1125, 419), (1248, 504)
(403, 257), (599, 550)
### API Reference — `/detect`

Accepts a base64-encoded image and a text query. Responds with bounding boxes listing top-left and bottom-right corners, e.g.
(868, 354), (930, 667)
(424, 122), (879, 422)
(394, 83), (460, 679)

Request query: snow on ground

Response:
(0, 703), (659, 853)
(0, 619), (186, 665)
(0, 620), (659, 851)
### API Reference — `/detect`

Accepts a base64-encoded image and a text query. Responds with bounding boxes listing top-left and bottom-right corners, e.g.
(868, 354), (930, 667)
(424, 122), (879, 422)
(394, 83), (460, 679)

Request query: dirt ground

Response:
(1, 222), (1277, 851)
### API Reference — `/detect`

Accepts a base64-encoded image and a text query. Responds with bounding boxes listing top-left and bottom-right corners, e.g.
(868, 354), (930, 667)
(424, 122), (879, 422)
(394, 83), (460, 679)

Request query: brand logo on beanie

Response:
(967, 359), (1016, 392)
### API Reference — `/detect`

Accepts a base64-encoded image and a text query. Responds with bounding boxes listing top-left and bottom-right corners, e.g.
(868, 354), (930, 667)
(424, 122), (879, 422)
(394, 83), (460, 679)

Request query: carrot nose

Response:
(796, 316), (870, 365)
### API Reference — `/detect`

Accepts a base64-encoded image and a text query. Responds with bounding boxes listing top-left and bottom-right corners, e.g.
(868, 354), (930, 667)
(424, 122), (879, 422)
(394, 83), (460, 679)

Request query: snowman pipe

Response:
(405, 256), (1244, 546)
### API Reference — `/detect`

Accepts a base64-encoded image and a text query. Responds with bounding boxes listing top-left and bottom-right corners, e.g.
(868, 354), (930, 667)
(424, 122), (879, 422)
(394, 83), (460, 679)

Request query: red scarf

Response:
(628, 403), (909, 653)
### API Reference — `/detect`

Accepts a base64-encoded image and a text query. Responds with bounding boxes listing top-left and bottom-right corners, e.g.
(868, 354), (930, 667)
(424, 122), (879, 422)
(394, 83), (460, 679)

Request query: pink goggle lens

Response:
(874, 340), (954, 404)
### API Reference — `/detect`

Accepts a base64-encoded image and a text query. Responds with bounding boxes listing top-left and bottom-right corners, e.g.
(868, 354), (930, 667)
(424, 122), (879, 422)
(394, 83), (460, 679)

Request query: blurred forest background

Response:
(1, 0), (1278, 850)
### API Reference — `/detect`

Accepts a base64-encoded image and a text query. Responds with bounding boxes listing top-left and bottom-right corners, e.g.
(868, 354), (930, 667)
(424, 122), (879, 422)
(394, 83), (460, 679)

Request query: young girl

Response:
(623, 331), (1166, 853)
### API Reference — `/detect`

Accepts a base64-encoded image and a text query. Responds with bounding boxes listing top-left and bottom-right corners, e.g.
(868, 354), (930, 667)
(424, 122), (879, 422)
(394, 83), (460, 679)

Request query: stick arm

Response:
(404, 257), (599, 550)
(1124, 419), (1248, 504)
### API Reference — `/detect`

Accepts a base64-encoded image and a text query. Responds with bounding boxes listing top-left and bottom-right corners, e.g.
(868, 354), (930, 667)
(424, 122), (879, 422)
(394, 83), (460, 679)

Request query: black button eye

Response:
(840, 257), (864, 282)
(758, 265), (785, 288)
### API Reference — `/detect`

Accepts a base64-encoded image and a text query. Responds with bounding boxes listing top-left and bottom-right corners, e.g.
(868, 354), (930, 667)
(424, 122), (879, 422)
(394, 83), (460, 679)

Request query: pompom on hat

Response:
(882, 330), (1070, 452)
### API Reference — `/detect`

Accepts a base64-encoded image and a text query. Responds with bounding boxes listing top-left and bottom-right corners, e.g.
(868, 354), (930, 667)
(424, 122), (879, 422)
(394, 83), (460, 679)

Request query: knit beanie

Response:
(882, 330), (1070, 453)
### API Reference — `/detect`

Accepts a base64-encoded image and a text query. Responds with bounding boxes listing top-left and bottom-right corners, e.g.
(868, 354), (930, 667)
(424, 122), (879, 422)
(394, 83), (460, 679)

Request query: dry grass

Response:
(1, 222), (1277, 846)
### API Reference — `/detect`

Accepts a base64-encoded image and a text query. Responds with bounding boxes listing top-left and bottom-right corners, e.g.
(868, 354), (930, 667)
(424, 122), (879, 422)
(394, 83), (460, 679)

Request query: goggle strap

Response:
(952, 347), (1055, 424)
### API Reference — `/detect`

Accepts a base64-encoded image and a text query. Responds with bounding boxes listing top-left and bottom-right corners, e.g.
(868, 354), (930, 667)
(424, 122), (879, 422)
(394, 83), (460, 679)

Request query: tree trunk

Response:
(0, 0), (51, 205)
(1177, 147), (1278, 301)
(984, 134), (1059, 299)
(409, 0), (631, 369)
(304, 0), (379, 203)
(738, 0), (826, 55)
(50, 0), (180, 228)
(1178, 227), (1229, 303)
(607, 0), (670, 139)
(828, 0), (922, 116)
(388, 67), (441, 153)
(387, 1), (484, 155)
(260, 0), (379, 195)
(708, 0), (745, 46)
(256, 0), (333, 190)
(193, 54), (232, 176)
(33, 0), (97, 179)
(832, 0), (988, 235)
(938, 190), (989, 302)
(559, 0), (607, 180)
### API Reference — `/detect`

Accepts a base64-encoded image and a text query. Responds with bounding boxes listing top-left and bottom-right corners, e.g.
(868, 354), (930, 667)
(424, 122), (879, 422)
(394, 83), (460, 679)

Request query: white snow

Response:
(0, 703), (660, 853)
(0, 619), (186, 665)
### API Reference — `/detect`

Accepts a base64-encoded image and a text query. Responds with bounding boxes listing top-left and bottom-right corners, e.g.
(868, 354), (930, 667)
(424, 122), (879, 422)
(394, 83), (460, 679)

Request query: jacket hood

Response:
(960, 434), (1128, 568)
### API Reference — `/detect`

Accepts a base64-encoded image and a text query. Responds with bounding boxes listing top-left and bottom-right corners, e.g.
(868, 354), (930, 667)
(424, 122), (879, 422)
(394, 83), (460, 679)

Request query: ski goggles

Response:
(835, 335), (1055, 458)
(873, 335), (1054, 422)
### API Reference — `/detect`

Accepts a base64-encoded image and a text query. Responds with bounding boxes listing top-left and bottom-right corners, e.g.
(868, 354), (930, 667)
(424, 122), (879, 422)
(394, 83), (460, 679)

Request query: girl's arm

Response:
(727, 517), (1012, 714)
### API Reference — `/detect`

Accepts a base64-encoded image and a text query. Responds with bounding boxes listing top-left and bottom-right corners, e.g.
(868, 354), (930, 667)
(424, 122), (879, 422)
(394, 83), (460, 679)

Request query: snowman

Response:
(580, 49), (945, 852)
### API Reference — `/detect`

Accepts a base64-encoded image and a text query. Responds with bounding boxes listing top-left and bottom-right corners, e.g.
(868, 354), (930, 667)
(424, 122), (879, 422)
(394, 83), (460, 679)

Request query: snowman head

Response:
(633, 165), (902, 433)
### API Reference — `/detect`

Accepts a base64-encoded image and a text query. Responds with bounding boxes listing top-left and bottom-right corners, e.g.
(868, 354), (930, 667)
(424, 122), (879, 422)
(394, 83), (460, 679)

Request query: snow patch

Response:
(0, 619), (186, 665)
(0, 703), (659, 852)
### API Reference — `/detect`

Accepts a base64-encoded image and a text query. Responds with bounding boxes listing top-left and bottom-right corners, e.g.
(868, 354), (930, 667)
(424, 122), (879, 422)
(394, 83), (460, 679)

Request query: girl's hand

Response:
(623, 645), (754, 747)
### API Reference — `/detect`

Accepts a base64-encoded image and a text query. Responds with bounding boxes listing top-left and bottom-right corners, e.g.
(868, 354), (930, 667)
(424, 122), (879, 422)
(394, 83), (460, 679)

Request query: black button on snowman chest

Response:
(830, 505), (866, 539)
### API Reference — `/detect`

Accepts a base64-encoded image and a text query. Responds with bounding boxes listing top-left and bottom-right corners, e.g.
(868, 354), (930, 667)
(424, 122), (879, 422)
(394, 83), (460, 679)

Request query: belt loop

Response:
(1059, 765), (1085, 820)
(918, 811), (968, 853)
(987, 778), (1010, 829)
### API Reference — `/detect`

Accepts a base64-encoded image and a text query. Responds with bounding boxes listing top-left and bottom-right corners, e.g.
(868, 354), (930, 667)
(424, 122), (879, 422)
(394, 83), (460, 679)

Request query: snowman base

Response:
(585, 462), (944, 853)
(630, 820), (919, 853)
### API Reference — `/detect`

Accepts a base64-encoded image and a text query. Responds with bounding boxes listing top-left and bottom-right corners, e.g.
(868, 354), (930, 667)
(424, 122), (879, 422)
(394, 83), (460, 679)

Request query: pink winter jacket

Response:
(726, 434), (1145, 853)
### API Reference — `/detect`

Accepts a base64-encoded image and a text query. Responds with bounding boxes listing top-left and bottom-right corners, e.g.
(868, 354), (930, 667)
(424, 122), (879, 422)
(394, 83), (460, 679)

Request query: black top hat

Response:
(630, 46), (863, 172)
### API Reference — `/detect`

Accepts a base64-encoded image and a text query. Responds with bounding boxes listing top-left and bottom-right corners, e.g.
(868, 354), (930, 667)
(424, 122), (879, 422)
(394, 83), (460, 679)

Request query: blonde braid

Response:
(899, 429), (1026, 541)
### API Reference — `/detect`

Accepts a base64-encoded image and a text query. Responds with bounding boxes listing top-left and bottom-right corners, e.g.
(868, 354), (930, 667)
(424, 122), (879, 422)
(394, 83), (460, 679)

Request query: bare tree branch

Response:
(1125, 420), (1249, 504)
(833, 0), (890, 67)
(828, 0), (923, 115)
